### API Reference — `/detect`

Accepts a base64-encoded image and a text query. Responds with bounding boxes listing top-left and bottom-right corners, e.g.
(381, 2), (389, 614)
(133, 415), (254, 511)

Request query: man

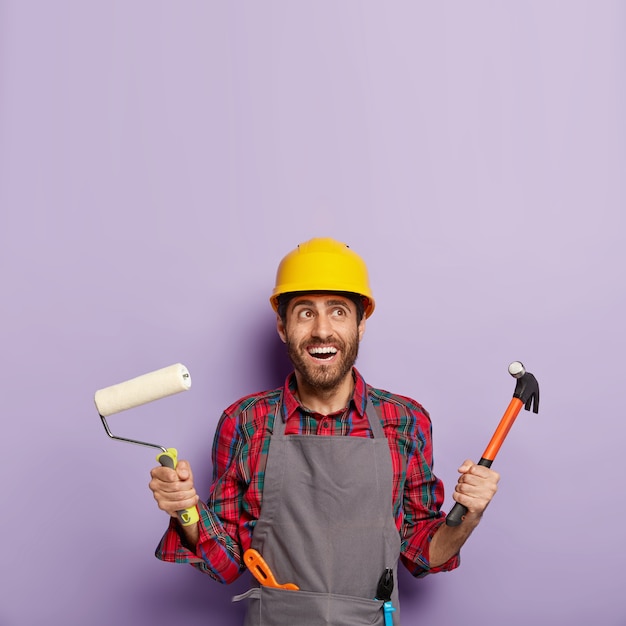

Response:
(149, 237), (499, 625)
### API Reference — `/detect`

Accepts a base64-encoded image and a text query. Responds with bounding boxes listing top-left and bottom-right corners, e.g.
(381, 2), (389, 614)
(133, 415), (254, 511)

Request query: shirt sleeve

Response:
(154, 411), (247, 584)
(399, 415), (460, 577)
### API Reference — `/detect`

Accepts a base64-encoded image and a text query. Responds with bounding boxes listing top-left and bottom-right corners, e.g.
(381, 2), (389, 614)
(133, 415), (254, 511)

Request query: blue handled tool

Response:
(375, 568), (395, 626)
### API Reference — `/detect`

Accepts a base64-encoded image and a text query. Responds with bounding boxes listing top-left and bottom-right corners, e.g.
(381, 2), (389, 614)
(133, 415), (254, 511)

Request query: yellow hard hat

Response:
(270, 237), (375, 318)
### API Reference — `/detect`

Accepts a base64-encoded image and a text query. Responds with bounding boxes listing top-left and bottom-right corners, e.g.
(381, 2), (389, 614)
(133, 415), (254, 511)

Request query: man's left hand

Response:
(452, 459), (500, 520)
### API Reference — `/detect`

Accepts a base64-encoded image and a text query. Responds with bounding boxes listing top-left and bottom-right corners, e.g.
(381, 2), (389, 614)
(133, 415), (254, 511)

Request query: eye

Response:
(331, 307), (347, 318)
(297, 308), (314, 319)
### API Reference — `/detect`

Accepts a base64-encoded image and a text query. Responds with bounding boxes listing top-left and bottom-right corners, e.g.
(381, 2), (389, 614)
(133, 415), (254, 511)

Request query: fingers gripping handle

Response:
(445, 458), (493, 527)
(157, 448), (199, 526)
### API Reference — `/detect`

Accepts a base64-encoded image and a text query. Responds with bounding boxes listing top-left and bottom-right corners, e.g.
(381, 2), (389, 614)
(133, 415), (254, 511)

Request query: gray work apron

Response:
(233, 398), (401, 626)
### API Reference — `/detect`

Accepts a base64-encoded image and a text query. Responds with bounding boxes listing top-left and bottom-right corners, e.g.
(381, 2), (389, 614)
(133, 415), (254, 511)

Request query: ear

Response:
(276, 315), (287, 343)
(357, 317), (366, 341)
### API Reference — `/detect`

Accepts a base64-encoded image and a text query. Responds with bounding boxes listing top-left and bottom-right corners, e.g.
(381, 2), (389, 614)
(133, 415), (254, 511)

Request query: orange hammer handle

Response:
(446, 396), (524, 527)
(481, 397), (524, 463)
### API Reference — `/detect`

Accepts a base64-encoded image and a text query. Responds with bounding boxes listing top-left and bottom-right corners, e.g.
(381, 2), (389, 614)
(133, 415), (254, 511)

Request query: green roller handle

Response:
(157, 448), (199, 526)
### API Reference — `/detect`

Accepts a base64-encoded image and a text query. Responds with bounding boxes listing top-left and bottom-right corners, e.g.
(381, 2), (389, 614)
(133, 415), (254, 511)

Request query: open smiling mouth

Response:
(308, 346), (338, 361)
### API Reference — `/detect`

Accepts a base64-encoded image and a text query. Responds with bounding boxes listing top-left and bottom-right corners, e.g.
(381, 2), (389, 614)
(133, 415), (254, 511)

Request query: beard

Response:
(285, 328), (360, 392)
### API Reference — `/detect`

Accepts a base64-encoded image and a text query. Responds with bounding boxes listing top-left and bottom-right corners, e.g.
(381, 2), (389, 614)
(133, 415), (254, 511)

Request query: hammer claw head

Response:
(513, 370), (540, 414)
(525, 390), (539, 414)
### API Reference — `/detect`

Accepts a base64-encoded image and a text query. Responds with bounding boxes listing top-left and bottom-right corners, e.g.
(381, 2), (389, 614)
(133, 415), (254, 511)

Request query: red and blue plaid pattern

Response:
(155, 368), (459, 583)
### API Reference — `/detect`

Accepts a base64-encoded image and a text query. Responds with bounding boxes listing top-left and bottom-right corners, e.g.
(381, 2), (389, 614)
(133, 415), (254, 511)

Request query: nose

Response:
(311, 312), (333, 340)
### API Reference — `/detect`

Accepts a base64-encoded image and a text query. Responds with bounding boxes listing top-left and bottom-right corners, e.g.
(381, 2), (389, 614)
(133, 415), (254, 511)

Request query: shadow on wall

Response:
(265, 329), (292, 388)
(133, 564), (252, 625)
(244, 315), (293, 392)
(397, 564), (445, 616)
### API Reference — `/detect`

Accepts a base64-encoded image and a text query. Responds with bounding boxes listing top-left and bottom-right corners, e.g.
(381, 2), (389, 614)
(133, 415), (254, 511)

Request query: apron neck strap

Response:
(273, 392), (385, 439)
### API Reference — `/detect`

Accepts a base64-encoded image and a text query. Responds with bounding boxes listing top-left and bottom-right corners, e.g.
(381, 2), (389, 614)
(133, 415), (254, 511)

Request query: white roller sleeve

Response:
(94, 363), (191, 417)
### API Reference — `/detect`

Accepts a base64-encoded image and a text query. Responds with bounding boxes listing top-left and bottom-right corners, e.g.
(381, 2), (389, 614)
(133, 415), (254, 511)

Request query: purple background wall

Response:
(1, 2), (624, 625)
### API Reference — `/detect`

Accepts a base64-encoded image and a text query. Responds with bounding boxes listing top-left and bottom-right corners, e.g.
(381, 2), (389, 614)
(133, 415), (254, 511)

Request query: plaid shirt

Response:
(155, 368), (459, 583)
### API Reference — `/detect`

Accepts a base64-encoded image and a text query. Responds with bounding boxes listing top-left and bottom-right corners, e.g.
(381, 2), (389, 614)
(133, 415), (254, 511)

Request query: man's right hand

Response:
(149, 459), (200, 521)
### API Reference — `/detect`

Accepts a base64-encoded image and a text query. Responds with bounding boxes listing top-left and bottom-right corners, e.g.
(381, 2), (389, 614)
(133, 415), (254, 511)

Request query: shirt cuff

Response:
(401, 517), (461, 578)
(154, 502), (222, 565)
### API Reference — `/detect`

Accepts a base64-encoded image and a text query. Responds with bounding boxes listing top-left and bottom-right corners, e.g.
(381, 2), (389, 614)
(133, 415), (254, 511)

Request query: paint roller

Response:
(94, 363), (199, 526)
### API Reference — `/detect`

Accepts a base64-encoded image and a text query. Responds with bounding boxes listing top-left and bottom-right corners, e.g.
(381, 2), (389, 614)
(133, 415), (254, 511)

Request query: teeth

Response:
(309, 346), (337, 355)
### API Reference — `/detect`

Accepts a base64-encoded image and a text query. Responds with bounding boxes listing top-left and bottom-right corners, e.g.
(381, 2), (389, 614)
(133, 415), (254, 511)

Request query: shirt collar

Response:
(281, 367), (368, 421)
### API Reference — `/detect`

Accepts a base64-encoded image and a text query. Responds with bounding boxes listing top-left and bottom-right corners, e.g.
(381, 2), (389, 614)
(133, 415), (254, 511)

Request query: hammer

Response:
(446, 361), (540, 527)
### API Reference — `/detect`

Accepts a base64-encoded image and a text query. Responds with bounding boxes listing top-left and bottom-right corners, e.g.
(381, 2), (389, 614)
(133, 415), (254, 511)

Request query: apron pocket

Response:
(233, 586), (385, 626)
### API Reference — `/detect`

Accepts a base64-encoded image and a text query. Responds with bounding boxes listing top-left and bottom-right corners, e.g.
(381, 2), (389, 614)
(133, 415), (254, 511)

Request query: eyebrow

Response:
(291, 298), (353, 311)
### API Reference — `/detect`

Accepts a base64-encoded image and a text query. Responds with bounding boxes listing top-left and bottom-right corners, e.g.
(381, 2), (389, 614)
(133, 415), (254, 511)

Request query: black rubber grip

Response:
(158, 454), (175, 469)
(445, 502), (467, 527)
(445, 458), (493, 526)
